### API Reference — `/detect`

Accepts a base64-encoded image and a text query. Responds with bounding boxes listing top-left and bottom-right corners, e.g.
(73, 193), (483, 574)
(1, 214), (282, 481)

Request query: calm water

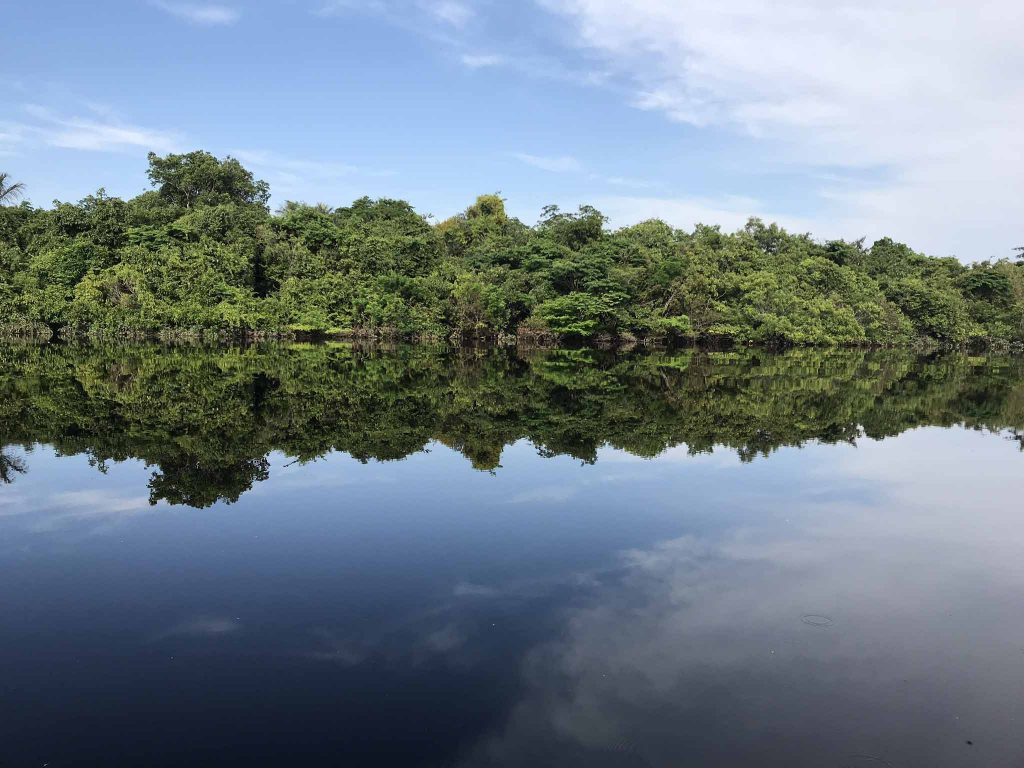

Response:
(2, 344), (1024, 767)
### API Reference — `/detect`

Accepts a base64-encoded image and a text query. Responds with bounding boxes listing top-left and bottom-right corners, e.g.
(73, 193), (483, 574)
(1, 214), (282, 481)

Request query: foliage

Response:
(2, 154), (1022, 347)
(0, 173), (26, 205)
(1, 345), (1022, 506)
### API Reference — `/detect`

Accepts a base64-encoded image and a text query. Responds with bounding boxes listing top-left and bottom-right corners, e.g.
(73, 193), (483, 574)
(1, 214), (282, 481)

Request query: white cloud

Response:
(230, 148), (395, 201)
(601, 175), (654, 190)
(460, 53), (505, 69)
(232, 149), (360, 179)
(514, 152), (583, 173)
(152, 1), (240, 25)
(315, 0), (386, 16)
(22, 105), (181, 153)
(0, 123), (26, 156)
(541, 0), (1024, 260)
(517, 154), (657, 190)
(317, 0), (470, 29)
(476, 53), (610, 88)
(421, 0), (473, 27)
(593, 193), (816, 234)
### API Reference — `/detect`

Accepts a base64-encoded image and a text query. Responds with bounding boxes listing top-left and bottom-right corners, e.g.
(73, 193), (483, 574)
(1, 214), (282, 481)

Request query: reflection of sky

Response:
(1, 429), (1023, 766)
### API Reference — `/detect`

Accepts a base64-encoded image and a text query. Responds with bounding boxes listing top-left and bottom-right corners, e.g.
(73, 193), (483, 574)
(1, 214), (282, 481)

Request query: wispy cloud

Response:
(315, 0), (386, 16)
(592, 193), (815, 235)
(10, 488), (156, 533)
(458, 49), (610, 87)
(0, 123), (26, 156)
(50, 489), (151, 514)
(21, 104), (181, 153)
(592, 173), (655, 190)
(514, 152), (583, 173)
(420, 0), (473, 27)
(232, 148), (394, 185)
(515, 152), (656, 190)
(232, 149), (360, 179)
(453, 582), (501, 597)
(506, 485), (578, 504)
(541, 0), (1024, 259)
(151, 1), (240, 25)
(314, 0), (606, 87)
(460, 53), (505, 69)
(230, 148), (396, 203)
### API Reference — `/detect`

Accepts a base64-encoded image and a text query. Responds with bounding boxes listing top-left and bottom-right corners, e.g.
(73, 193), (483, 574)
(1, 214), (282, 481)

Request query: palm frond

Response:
(0, 172), (26, 204)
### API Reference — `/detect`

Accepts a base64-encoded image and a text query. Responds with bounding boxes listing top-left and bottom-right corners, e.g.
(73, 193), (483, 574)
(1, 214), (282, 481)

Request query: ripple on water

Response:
(801, 614), (835, 627)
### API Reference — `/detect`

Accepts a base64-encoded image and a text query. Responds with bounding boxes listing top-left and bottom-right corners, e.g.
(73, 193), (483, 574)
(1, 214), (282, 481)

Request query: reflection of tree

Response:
(1, 344), (1022, 507)
(0, 449), (26, 484)
(148, 457), (270, 508)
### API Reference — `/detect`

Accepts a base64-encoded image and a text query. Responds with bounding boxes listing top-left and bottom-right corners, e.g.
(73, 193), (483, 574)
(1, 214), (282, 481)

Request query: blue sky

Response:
(3, 0), (1022, 260)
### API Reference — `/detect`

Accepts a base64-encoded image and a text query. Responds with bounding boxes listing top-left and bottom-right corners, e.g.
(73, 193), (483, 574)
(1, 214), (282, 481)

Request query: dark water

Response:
(2, 344), (1024, 767)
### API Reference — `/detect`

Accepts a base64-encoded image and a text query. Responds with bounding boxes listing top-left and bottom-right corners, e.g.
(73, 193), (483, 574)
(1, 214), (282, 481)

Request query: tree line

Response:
(2, 151), (1023, 346)
(2, 344), (1023, 507)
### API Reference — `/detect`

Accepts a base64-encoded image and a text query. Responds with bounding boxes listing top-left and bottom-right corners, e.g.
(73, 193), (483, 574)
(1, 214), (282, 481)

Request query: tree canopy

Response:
(2, 152), (1023, 347)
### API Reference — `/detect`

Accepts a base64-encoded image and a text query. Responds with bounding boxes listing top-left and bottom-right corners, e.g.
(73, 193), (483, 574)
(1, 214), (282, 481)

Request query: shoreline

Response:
(2, 323), (1021, 354)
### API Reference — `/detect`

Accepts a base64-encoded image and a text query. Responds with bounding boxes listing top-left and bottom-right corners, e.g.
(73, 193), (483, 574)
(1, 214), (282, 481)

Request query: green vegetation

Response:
(2, 152), (1024, 346)
(1, 344), (1022, 507)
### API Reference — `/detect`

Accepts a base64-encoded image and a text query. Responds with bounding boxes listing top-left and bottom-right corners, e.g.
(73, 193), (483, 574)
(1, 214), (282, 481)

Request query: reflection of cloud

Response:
(423, 623), (466, 653)
(156, 616), (241, 639)
(14, 489), (154, 532)
(254, 453), (399, 494)
(453, 582), (500, 598)
(458, 431), (1024, 765)
(0, 493), (29, 515)
(303, 617), (470, 666)
(304, 629), (369, 665)
(506, 485), (578, 504)
(596, 444), (744, 472)
(52, 490), (150, 513)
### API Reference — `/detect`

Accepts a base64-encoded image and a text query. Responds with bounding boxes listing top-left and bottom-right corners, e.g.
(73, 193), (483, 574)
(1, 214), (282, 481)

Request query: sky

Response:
(2, 0), (1022, 261)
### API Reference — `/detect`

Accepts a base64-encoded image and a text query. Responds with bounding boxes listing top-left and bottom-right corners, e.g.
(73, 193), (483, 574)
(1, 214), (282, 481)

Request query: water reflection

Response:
(459, 431), (1024, 767)
(1, 344), (1023, 507)
(1, 346), (1023, 766)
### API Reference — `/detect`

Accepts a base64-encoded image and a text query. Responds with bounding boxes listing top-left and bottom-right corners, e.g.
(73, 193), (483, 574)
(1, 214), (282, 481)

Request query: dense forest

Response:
(2, 344), (1023, 507)
(2, 151), (1023, 346)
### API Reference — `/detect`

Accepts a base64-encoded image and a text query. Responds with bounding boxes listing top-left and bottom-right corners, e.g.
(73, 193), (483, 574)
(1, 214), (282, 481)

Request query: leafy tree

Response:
(2, 345), (1023, 505)
(146, 151), (270, 209)
(537, 204), (607, 251)
(2, 153), (1024, 348)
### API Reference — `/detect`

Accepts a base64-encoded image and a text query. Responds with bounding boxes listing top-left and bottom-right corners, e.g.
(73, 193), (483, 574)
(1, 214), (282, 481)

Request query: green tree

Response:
(146, 151), (270, 209)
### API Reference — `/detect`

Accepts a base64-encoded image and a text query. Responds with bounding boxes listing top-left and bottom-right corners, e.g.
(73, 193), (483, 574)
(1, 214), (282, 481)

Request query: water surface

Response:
(1, 345), (1023, 766)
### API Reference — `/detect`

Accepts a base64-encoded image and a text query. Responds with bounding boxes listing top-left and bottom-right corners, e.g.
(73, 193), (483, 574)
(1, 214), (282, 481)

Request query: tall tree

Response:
(146, 151), (270, 209)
